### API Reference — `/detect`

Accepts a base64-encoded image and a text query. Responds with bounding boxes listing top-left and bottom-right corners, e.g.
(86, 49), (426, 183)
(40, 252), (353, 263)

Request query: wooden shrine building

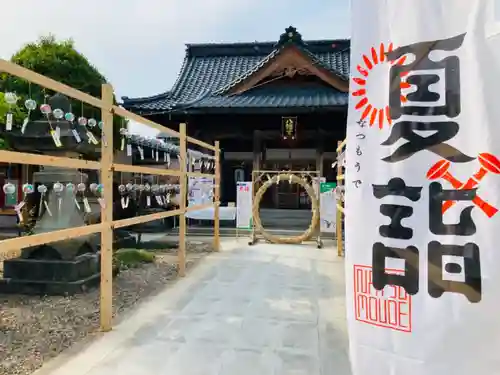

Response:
(122, 26), (349, 209)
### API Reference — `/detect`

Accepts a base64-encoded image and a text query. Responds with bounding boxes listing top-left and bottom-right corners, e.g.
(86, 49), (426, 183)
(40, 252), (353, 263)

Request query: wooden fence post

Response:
(100, 83), (114, 331)
(213, 141), (220, 251)
(178, 123), (187, 276)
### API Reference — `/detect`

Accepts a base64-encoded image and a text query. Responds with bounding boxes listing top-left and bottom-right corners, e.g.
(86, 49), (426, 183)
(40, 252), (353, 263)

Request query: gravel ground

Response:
(0, 242), (212, 375)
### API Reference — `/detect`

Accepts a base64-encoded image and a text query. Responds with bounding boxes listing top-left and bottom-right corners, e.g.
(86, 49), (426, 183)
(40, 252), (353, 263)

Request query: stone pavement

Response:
(37, 240), (351, 375)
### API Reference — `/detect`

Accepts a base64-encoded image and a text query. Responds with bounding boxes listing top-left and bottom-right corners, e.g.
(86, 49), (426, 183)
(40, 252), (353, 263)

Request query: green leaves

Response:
(0, 92), (26, 149)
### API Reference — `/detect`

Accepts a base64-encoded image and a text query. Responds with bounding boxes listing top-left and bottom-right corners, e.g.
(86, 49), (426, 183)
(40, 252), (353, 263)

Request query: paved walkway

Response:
(38, 240), (351, 375)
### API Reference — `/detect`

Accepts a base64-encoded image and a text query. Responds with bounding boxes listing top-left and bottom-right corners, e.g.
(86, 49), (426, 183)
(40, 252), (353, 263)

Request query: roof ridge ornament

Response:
(276, 26), (304, 48)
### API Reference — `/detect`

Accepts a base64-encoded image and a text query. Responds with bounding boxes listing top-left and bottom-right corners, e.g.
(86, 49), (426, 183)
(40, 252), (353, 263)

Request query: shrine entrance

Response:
(260, 161), (316, 210)
(249, 169), (322, 247)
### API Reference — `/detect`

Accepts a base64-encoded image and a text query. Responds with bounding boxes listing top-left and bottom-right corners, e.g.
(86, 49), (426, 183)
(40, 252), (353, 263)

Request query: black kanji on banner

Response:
(282, 116), (297, 140)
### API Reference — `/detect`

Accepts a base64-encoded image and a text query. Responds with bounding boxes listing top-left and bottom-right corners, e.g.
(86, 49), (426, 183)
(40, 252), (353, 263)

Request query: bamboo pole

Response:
(187, 171), (217, 178)
(213, 141), (221, 252)
(113, 106), (181, 138)
(100, 83), (114, 332)
(0, 224), (102, 255)
(113, 208), (183, 229)
(0, 150), (100, 169)
(336, 139), (347, 151)
(178, 123), (187, 277)
(112, 163), (182, 177)
(336, 140), (344, 257)
(186, 136), (217, 151)
(186, 203), (213, 213)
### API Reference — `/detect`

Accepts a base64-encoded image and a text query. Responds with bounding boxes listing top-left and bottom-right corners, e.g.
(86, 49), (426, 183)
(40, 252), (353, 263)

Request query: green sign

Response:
(320, 182), (336, 193)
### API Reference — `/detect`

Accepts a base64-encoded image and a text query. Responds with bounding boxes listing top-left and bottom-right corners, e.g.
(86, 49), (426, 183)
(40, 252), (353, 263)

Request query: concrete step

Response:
(170, 227), (313, 237)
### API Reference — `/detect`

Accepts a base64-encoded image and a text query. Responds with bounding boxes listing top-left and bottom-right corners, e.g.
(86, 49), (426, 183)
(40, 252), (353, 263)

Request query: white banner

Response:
(346, 1), (500, 374)
(236, 181), (252, 229)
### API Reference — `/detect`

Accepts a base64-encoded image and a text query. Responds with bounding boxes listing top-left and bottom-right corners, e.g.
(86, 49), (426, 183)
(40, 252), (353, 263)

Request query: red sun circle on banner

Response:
(351, 42), (410, 129)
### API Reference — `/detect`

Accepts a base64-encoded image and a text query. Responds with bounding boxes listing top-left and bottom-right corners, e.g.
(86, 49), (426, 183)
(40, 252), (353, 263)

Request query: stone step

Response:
(169, 227), (333, 238)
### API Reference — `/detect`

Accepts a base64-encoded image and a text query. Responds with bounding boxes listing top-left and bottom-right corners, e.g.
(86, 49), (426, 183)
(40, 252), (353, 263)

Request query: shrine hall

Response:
(121, 26), (349, 210)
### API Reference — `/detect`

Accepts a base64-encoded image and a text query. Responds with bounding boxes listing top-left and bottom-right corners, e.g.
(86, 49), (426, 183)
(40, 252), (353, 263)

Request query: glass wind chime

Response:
(3, 91), (105, 147)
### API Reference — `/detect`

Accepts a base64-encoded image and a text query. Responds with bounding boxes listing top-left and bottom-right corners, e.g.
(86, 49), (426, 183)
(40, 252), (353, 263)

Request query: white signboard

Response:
(236, 181), (252, 229)
(319, 182), (336, 233)
(188, 177), (213, 207)
(346, 2), (500, 374)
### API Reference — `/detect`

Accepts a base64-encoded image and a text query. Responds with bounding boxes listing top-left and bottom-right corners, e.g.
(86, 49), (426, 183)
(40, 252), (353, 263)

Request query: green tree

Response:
(0, 35), (125, 149)
(0, 92), (26, 149)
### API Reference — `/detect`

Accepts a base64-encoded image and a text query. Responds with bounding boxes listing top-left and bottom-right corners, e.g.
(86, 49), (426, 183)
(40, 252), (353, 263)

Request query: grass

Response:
(114, 249), (155, 269)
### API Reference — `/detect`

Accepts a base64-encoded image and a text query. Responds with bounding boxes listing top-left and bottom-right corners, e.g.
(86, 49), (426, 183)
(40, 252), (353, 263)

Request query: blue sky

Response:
(0, 0), (350, 134)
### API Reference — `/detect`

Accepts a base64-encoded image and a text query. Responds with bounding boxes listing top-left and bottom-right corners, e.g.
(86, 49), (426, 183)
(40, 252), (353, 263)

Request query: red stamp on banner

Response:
(353, 265), (412, 332)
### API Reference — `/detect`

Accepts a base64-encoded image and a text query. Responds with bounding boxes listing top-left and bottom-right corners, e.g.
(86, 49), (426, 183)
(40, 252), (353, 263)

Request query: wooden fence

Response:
(0, 59), (221, 332)
(336, 139), (345, 256)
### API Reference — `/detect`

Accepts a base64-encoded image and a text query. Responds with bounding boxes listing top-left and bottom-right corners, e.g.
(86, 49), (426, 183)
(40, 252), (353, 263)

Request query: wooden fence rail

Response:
(0, 58), (221, 332)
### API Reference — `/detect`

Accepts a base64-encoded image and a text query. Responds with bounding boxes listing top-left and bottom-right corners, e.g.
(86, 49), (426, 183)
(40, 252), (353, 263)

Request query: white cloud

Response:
(0, 0), (349, 136)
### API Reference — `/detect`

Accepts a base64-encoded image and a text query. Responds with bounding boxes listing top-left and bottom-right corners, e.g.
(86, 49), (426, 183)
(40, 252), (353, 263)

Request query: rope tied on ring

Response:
(252, 173), (320, 244)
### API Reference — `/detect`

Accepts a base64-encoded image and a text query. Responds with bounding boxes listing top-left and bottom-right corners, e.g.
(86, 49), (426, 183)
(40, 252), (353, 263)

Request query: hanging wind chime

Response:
(22, 98), (37, 134)
(65, 109), (81, 143)
(4, 92), (18, 131)
(77, 182), (91, 213)
(53, 182), (64, 216)
(37, 184), (51, 217)
(144, 183), (152, 207)
(66, 183), (79, 210)
(118, 184), (129, 209)
(16, 182), (34, 223)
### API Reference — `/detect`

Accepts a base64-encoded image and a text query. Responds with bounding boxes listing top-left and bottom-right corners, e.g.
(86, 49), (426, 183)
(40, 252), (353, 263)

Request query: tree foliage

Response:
(0, 92), (26, 149)
(0, 35), (125, 149)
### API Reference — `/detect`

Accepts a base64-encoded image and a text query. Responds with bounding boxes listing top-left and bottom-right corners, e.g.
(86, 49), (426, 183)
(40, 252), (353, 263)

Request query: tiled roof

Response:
(182, 82), (348, 113)
(122, 27), (350, 113)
